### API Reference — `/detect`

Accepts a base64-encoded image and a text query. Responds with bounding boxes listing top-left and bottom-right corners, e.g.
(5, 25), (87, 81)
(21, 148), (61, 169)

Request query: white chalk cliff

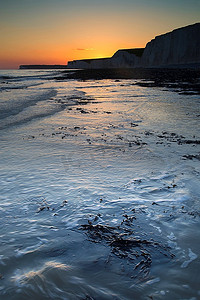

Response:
(141, 23), (200, 67)
(67, 23), (200, 69)
(67, 49), (144, 69)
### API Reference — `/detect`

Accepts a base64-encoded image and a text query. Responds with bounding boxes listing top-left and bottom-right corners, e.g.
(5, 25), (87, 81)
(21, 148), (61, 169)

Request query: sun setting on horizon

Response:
(0, 0), (199, 69)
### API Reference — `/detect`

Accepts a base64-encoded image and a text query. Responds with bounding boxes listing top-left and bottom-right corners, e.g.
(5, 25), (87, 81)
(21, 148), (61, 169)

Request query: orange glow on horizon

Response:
(0, 6), (162, 69)
(0, 0), (199, 69)
(0, 36), (146, 68)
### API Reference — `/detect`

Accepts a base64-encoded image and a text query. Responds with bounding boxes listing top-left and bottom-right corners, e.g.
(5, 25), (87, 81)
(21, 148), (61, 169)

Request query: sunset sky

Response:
(0, 0), (199, 69)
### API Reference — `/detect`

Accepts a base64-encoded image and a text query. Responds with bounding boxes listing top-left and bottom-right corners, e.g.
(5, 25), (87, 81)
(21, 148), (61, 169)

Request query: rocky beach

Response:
(0, 68), (200, 299)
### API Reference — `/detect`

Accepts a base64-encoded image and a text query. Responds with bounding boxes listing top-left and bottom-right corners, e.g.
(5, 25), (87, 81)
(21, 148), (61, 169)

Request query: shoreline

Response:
(57, 67), (200, 94)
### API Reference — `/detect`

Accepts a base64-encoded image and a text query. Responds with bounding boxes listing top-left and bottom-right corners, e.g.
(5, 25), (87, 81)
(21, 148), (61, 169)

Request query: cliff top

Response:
(149, 22), (200, 44)
(114, 48), (144, 57)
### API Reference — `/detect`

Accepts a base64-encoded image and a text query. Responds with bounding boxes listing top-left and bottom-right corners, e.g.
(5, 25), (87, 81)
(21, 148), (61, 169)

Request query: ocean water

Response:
(0, 69), (200, 300)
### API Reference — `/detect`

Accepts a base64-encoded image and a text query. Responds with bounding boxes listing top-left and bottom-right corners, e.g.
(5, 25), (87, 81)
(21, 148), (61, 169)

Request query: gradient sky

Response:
(0, 0), (199, 69)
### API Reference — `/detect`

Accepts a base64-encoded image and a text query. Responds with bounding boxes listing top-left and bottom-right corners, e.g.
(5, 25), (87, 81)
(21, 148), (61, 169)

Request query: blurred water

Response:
(0, 70), (200, 299)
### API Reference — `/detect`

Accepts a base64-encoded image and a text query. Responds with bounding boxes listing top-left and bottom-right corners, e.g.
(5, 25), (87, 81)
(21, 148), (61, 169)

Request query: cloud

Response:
(76, 48), (94, 51)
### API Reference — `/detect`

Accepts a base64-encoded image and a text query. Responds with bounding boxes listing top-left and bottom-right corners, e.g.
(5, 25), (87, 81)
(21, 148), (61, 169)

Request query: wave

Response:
(0, 89), (59, 130)
(0, 70), (60, 79)
(0, 70), (61, 93)
(0, 75), (14, 80)
(0, 82), (44, 93)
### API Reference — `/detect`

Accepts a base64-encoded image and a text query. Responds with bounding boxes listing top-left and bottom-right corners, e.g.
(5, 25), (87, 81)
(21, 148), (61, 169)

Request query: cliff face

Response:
(141, 23), (200, 67)
(111, 48), (144, 68)
(67, 23), (200, 69)
(67, 49), (143, 69)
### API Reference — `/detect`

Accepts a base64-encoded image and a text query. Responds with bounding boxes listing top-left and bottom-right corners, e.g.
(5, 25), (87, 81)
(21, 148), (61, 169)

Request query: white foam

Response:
(0, 255), (5, 265)
(167, 232), (176, 241)
(160, 290), (166, 295)
(181, 248), (198, 268)
(15, 242), (43, 257)
(146, 277), (160, 285)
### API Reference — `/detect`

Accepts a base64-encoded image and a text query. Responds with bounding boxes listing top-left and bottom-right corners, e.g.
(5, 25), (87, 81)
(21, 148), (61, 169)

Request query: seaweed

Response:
(182, 154), (200, 160)
(80, 220), (174, 278)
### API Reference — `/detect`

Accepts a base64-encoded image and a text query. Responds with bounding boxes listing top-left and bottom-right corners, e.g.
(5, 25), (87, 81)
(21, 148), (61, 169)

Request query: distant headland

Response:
(19, 23), (200, 70)
(19, 65), (68, 70)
